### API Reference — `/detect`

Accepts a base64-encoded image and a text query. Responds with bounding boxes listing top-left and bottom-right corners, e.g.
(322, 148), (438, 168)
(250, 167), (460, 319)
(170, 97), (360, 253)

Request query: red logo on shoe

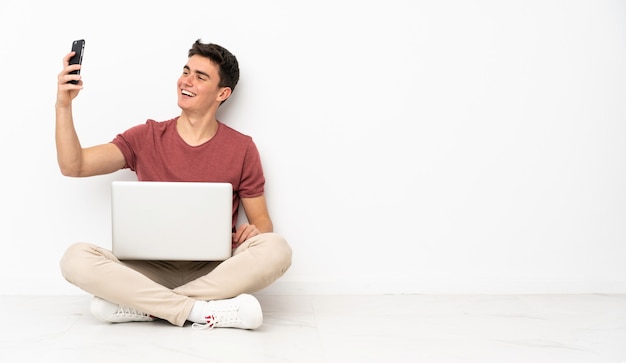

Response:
(204, 314), (216, 328)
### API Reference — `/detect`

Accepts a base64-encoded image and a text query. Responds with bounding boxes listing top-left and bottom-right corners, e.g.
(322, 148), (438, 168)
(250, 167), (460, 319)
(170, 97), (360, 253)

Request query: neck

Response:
(176, 114), (219, 146)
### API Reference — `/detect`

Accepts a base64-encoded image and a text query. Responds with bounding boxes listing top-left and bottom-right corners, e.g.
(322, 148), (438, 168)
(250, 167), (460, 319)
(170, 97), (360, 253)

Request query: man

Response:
(56, 39), (292, 329)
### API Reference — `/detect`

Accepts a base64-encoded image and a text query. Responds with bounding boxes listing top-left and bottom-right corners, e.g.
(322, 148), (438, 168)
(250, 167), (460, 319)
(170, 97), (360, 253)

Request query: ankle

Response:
(188, 300), (211, 324)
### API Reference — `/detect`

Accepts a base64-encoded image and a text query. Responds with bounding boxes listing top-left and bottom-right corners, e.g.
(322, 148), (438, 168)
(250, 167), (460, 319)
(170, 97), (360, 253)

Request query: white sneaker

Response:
(90, 296), (155, 323)
(192, 294), (263, 330)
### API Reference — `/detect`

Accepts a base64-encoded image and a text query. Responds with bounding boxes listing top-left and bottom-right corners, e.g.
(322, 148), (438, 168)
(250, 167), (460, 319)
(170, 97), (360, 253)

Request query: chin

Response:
(177, 98), (190, 109)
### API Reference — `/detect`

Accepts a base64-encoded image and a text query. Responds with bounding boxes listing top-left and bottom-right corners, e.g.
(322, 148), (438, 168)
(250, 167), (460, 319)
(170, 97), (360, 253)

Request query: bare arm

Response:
(233, 195), (274, 245)
(56, 52), (126, 177)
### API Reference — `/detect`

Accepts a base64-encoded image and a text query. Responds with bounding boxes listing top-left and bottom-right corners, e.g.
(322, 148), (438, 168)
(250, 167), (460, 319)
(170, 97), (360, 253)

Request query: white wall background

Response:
(1, 0), (625, 295)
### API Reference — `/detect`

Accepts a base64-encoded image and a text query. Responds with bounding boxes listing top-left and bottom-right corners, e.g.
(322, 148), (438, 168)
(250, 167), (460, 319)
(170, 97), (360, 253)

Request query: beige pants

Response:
(60, 233), (292, 327)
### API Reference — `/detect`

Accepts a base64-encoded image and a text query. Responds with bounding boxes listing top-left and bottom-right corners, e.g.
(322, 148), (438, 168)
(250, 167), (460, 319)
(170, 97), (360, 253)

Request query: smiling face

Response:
(177, 55), (232, 115)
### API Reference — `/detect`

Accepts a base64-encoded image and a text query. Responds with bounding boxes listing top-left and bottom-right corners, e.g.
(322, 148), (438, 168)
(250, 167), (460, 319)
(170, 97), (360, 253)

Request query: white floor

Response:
(2, 294), (626, 363)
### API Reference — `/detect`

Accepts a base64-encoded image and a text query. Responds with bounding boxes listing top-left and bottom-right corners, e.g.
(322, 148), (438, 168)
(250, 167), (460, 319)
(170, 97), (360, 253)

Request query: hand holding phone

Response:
(68, 39), (85, 84)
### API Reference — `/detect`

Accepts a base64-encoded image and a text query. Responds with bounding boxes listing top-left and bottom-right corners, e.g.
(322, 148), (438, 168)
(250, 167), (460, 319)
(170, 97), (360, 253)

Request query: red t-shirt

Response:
(110, 117), (265, 228)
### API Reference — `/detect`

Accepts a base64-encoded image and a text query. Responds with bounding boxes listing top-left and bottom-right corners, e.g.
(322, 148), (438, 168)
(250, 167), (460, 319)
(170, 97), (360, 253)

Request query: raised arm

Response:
(55, 52), (126, 177)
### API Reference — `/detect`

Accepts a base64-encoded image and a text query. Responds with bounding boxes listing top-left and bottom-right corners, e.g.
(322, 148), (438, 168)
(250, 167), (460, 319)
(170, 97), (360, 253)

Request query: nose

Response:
(180, 73), (193, 86)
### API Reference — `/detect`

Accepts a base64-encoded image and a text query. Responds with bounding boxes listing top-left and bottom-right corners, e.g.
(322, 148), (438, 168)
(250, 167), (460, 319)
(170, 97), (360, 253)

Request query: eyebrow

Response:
(183, 65), (211, 79)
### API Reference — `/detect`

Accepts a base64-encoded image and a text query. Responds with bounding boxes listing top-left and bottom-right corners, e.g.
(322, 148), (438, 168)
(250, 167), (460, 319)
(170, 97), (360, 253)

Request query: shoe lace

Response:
(191, 304), (240, 330)
(192, 314), (217, 330)
(114, 305), (152, 319)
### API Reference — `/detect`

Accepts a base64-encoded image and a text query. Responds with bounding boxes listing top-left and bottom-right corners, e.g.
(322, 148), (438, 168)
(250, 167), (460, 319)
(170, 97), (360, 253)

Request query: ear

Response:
(217, 87), (232, 102)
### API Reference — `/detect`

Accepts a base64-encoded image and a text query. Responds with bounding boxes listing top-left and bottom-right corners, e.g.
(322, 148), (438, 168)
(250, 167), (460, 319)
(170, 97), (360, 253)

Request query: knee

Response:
(263, 233), (293, 272)
(59, 242), (96, 283)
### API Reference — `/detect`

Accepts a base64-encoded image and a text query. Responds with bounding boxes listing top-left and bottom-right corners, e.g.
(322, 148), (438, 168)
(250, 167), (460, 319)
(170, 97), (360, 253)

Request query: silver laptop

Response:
(111, 181), (233, 261)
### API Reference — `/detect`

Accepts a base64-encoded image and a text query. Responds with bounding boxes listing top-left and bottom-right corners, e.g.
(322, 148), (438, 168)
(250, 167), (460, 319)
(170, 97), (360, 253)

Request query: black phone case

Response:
(68, 39), (85, 84)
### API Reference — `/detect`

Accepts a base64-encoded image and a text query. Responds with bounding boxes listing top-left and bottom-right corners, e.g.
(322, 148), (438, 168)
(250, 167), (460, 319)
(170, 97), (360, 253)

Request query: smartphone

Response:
(68, 39), (85, 84)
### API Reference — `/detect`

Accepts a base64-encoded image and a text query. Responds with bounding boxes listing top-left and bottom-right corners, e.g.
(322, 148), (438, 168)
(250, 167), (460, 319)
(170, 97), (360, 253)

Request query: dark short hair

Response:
(188, 39), (240, 93)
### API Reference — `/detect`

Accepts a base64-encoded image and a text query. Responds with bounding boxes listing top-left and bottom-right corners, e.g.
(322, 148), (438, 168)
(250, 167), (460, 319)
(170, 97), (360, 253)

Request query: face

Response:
(177, 55), (231, 113)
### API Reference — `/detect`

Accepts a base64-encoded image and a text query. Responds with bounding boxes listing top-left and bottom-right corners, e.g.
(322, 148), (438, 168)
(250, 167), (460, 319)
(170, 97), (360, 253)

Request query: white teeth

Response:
(181, 89), (196, 97)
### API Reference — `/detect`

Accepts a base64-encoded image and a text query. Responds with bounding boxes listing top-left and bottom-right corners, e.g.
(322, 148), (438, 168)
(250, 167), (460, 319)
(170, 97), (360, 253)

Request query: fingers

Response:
(56, 54), (82, 107)
(233, 224), (261, 244)
(58, 70), (81, 87)
(59, 53), (82, 85)
(63, 52), (74, 66)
